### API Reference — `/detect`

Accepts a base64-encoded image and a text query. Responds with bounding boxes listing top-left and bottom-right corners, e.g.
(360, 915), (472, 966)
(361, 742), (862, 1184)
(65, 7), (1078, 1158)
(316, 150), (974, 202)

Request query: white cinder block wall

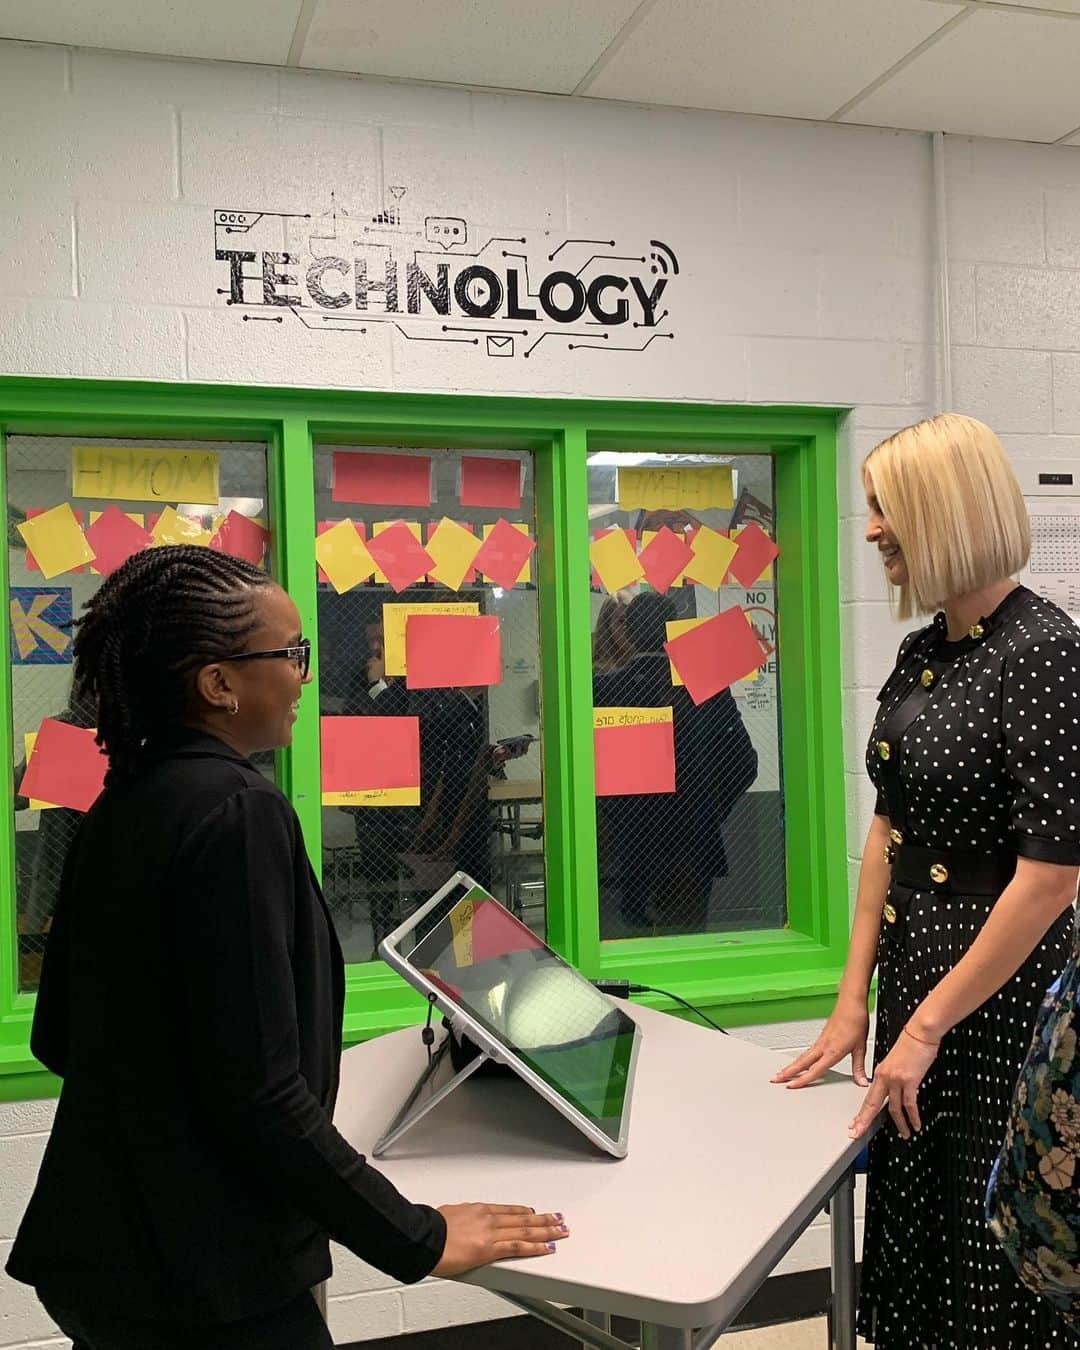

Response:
(1, 38), (1079, 1346)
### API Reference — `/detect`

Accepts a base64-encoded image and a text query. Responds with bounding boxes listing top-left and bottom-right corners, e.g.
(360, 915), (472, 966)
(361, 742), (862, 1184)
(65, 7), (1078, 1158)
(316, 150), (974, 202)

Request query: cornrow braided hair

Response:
(72, 545), (274, 785)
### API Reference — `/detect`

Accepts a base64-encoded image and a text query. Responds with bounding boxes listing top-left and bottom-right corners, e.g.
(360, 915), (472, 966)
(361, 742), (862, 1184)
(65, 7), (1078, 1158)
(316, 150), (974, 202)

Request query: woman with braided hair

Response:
(7, 546), (567, 1350)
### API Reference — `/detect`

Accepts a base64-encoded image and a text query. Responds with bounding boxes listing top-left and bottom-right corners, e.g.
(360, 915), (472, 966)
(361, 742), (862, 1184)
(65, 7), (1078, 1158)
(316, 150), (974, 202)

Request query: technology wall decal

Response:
(212, 190), (678, 360)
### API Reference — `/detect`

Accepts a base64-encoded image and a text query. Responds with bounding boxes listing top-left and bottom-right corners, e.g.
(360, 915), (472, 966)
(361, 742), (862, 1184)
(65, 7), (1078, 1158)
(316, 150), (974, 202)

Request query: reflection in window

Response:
(588, 451), (785, 938)
(6, 435), (274, 991)
(314, 447), (545, 964)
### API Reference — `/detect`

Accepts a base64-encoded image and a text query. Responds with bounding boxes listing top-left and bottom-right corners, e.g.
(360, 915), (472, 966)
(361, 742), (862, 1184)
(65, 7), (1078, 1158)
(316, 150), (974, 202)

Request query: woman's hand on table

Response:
(770, 998), (871, 1089)
(848, 1028), (939, 1141)
(433, 1203), (569, 1275)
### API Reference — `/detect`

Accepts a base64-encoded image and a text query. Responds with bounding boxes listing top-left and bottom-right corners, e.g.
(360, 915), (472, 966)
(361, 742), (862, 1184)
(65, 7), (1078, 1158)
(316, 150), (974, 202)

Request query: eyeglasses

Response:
(226, 637), (311, 680)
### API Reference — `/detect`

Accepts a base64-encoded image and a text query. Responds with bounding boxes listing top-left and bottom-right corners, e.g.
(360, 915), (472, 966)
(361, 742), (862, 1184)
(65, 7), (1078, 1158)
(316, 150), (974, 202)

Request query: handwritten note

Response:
(593, 706), (675, 796)
(72, 446), (220, 505)
(618, 464), (734, 512)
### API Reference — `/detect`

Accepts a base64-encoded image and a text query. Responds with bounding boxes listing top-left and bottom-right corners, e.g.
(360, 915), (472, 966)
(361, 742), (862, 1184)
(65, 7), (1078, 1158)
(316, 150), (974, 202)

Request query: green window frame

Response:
(0, 377), (847, 1102)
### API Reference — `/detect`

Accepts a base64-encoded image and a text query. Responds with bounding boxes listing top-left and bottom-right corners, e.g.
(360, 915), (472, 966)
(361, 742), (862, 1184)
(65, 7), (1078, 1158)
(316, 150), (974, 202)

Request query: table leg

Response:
(640, 1326), (693, 1350)
(829, 1167), (856, 1350)
(582, 1308), (612, 1349)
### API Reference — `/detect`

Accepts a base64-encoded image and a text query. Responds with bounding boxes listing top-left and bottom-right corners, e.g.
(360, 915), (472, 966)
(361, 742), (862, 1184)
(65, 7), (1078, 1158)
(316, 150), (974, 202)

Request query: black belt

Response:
(882, 841), (1016, 924)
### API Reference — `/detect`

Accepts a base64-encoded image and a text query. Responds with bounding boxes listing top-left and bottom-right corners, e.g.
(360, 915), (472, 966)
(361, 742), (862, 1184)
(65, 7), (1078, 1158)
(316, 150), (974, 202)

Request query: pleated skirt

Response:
(858, 886), (1080, 1349)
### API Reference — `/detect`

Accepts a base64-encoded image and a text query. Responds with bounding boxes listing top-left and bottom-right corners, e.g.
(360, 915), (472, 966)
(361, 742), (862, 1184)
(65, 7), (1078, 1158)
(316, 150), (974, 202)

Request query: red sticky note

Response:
(639, 526), (695, 594)
(405, 613), (502, 688)
(367, 521), (436, 593)
(83, 504), (153, 577)
(664, 608), (769, 705)
(25, 508), (87, 574)
(595, 720), (676, 797)
(470, 897), (545, 962)
(591, 528), (638, 588)
(320, 715), (420, 792)
(471, 517), (536, 590)
(728, 521), (780, 587)
(333, 451), (432, 507)
(19, 718), (107, 813)
(209, 510), (270, 566)
(460, 456), (522, 510)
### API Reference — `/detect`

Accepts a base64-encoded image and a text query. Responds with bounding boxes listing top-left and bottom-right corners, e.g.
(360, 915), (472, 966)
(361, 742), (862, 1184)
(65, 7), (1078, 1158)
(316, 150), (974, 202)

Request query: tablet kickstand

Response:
(373, 1034), (492, 1157)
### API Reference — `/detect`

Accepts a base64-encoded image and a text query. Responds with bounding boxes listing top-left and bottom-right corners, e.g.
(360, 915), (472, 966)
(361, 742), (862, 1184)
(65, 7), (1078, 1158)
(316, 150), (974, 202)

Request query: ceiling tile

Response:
(582, 0), (964, 119)
(300, 0), (641, 93)
(0, 0), (302, 63)
(840, 7), (1080, 142)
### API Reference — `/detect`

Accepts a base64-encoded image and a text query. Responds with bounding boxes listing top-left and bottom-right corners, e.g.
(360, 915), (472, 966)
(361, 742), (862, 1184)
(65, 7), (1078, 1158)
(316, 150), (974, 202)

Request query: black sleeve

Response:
(713, 689), (757, 822)
(1002, 641), (1080, 865)
(171, 788), (446, 1283)
(28, 834), (82, 1077)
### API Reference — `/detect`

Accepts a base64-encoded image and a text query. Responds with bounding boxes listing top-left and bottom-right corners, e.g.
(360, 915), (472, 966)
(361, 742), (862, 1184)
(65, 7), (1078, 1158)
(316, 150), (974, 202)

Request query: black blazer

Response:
(7, 732), (445, 1326)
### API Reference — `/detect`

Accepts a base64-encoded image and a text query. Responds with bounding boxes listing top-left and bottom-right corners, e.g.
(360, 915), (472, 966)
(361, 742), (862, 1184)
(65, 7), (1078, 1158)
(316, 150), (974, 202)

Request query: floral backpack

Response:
(987, 954), (1080, 1326)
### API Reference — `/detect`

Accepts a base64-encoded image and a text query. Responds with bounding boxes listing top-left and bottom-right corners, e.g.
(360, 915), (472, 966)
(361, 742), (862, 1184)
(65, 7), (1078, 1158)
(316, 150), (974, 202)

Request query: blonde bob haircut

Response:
(863, 413), (1030, 620)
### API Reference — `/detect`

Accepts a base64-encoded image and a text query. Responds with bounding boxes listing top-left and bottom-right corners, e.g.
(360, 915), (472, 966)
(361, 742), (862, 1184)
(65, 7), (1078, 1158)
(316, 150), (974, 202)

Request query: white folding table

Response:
(333, 1002), (869, 1350)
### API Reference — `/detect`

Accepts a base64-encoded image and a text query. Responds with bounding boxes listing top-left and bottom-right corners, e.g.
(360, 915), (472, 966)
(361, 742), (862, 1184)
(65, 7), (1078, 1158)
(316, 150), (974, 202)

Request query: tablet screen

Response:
(405, 882), (638, 1145)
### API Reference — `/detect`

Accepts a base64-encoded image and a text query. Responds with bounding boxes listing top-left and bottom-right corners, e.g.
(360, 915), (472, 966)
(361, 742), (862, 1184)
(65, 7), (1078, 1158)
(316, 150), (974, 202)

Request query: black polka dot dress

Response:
(859, 585), (1080, 1349)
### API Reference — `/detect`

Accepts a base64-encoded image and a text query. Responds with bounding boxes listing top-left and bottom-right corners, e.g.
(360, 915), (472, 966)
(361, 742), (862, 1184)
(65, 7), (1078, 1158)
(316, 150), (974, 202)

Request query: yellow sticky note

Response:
(481, 521), (532, 584)
(666, 616), (759, 685)
(315, 520), (375, 595)
(372, 521), (422, 586)
(618, 464), (734, 511)
(72, 445), (219, 505)
(684, 526), (738, 590)
(151, 506), (212, 548)
(322, 787), (421, 807)
(426, 518), (481, 591)
(23, 732), (59, 810)
(450, 898), (475, 967)
(593, 706), (673, 729)
(590, 529), (643, 594)
(17, 504), (96, 579)
(382, 601), (479, 677)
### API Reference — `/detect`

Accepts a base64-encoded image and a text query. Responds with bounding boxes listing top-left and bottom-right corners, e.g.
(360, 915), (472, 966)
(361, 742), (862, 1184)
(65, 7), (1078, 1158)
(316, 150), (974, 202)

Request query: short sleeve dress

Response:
(858, 585), (1080, 1349)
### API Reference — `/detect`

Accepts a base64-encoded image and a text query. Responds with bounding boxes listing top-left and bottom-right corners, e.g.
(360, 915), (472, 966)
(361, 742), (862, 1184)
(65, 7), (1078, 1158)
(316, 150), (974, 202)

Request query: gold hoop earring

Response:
(228, 700), (240, 716)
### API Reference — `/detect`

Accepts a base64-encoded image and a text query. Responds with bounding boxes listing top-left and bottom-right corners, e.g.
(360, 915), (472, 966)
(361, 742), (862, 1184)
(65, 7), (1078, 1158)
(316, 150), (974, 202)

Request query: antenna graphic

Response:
(648, 240), (680, 276)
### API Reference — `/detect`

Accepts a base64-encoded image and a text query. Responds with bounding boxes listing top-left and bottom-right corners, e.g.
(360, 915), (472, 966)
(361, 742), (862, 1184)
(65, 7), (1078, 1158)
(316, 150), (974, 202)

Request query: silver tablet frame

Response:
(375, 872), (639, 1159)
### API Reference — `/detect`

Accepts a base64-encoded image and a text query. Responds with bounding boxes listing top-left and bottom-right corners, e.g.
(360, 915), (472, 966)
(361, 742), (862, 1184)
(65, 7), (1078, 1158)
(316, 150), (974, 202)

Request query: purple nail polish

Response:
(555, 1212), (563, 1220)
(546, 1242), (557, 1252)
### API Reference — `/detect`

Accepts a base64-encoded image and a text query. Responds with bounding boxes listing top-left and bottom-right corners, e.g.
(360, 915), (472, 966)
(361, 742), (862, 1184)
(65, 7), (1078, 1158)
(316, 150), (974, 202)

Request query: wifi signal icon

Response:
(649, 240), (680, 277)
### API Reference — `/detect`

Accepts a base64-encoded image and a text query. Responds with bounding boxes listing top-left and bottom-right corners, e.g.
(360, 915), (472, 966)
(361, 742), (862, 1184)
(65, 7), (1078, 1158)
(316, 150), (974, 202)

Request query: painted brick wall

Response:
(1, 37), (1079, 1346)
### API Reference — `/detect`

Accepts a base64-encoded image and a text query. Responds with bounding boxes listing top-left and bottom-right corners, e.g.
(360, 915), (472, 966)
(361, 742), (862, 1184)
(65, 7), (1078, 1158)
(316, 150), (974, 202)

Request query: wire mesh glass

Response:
(314, 446), (545, 964)
(6, 434), (274, 992)
(589, 451), (786, 939)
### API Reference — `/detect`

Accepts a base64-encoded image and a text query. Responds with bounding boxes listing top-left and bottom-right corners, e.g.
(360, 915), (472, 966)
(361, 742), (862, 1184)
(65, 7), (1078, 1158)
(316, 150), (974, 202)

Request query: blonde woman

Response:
(774, 415), (1080, 1348)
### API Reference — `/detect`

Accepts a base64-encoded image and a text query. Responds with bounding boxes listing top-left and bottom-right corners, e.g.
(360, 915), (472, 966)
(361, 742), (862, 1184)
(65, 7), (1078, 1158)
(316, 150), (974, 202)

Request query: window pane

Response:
(588, 452), (785, 938)
(6, 435), (275, 992)
(314, 446), (545, 963)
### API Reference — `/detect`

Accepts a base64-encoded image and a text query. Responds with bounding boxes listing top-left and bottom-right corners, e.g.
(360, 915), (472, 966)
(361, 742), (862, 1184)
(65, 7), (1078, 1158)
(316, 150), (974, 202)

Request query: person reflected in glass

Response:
(593, 591), (757, 934)
(7, 545), (567, 1350)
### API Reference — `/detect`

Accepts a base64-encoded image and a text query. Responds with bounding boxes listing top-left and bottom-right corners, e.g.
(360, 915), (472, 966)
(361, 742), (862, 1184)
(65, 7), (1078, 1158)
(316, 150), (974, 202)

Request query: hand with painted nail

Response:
(432, 1203), (569, 1276)
(847, 1027), (939, 1142)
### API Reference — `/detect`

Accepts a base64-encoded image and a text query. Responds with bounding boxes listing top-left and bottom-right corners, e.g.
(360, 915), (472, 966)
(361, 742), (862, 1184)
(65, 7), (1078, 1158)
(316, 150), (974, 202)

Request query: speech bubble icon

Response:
(425, 216), (468, 249)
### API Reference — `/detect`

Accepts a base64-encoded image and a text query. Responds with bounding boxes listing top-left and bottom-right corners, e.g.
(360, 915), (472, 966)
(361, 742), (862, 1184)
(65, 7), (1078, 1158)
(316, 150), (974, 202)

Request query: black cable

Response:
(421, 992), (438, 1063)
(592, 979), (728, 1034)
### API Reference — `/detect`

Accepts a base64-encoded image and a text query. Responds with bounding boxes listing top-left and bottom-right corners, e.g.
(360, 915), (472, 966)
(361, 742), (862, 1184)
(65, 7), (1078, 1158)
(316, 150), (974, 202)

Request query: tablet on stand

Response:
(376, 873), (641, 1159)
